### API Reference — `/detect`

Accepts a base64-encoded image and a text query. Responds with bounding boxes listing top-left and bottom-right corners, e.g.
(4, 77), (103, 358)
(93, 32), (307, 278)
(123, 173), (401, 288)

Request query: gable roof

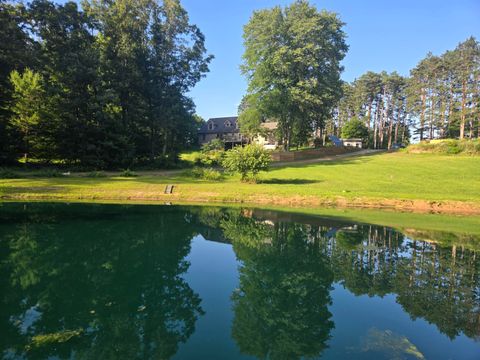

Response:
(198, 116), (239, 134)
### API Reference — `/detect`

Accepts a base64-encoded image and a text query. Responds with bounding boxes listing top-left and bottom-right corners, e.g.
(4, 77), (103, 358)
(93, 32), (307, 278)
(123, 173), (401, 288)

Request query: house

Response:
(198, 117), (279, 149)
(342, 138), (363, 148)
(198, 117), (246, 148)
(328, 135), (363, 148)
(253, 122), (279, 150)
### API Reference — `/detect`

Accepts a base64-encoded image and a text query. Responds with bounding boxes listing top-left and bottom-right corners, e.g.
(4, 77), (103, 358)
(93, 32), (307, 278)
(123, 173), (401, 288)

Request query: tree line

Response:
(239, 1), (480, 149)
(0, 0), (212, 167)
(336, 37), (480, 148)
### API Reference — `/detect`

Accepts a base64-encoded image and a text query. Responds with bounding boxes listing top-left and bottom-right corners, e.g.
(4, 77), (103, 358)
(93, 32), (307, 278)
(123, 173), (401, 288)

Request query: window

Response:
(208, 121), (214, 130)
(225, 120), (232, 128)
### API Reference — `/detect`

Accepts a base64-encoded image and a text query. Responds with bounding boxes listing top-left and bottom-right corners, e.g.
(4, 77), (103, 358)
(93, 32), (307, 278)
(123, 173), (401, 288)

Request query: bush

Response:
(201, 138), (225, 152)
(201, 168), (223, 181)
(189, 140), (226, 167)
(222, 144), (271, 182)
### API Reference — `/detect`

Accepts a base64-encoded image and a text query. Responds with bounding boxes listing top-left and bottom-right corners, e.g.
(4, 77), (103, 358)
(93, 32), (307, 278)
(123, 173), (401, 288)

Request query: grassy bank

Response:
(1, 152), (479, 214)
(406, 139), (480, 155)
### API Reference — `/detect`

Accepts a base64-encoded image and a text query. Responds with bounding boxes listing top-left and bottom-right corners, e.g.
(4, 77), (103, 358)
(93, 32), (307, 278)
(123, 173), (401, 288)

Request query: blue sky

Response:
(180, 0), (480, 120)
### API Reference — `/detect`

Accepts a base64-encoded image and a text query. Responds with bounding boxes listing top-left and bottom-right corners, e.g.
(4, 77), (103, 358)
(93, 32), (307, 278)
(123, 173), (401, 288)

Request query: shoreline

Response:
(2, 192), (480, 216)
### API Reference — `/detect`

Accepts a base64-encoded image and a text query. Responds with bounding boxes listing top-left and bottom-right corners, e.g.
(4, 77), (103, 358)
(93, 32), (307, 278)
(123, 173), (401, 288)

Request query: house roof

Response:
(198, 116), (239, 134)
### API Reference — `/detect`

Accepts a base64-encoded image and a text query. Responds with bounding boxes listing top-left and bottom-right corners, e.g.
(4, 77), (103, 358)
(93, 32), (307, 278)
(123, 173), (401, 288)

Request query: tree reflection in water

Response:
(0, 204), (204, 359)
(212, 208), (480, 358)
(0, 204), (479, 360)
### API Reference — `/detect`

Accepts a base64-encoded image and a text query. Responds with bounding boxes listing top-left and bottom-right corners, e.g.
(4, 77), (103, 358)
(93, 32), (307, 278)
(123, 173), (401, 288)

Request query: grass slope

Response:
(1, 152), (479, 213)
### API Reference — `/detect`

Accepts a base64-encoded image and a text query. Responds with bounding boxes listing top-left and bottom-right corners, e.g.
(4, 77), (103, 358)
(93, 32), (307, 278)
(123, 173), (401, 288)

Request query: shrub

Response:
(201, 138), (225, 152)
(222, 144), (271, 182)
(201, 168), (223, 181)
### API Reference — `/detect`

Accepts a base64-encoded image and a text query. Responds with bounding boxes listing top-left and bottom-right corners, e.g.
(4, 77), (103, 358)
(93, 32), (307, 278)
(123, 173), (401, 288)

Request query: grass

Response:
(1, 152), (479, 214)
(406, 139), (480, 155)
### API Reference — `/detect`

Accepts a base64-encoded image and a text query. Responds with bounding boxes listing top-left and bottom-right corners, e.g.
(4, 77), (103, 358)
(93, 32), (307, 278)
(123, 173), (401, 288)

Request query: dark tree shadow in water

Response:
(0, 203), (204, 359)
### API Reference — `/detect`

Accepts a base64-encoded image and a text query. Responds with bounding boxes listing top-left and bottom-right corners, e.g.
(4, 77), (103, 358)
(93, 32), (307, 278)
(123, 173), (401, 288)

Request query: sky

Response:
(179, 0), (480, 120)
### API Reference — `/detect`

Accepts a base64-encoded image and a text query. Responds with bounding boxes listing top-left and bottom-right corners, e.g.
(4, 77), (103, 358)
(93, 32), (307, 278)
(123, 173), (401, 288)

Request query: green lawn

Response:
(1, 152), (479, 212)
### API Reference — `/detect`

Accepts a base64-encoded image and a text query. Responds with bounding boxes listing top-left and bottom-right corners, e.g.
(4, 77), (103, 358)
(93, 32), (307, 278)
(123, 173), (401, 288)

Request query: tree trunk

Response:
(460, 80), (467, 139)
(162, 131), (168, 156)
(429, 90), (435, 139)
(420, 88), (426, 141)
(367, 100), (372, 129)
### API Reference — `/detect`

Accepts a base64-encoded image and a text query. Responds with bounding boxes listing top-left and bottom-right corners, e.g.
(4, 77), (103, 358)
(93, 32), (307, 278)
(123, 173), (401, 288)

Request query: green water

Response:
(0, 203), (479, 360)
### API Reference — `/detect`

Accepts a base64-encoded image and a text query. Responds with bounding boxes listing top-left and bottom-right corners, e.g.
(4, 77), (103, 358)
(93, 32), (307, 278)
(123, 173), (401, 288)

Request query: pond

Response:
(0, 203), (479, 359)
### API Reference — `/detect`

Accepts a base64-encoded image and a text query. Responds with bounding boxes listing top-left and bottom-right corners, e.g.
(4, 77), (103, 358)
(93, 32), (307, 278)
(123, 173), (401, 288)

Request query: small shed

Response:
(342, 138), (363, 148)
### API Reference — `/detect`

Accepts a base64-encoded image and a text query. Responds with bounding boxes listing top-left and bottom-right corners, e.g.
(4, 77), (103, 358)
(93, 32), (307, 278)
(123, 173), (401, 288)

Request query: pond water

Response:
(0, 203), (479, 360)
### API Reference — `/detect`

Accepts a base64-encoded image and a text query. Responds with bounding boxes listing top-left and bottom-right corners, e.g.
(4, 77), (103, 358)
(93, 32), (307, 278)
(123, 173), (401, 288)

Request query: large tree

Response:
(240, 0), (347, 150)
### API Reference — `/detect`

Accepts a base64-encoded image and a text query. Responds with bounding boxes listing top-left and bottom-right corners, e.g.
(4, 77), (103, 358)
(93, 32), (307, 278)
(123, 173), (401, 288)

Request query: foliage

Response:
(222, 144), (271, 182)
(0, 0), (212, 168)
(406, 139), (480, 155)
(335, 37), (480, 149)
(237, 95), (265, 139)
(9, 69), (48, 163)
(201, 139), (224, 152)
(0, 168), (19, 179)
(241, 0), (348, 150)
(185, 167), (223, 181)
(341, 117), (369, 142)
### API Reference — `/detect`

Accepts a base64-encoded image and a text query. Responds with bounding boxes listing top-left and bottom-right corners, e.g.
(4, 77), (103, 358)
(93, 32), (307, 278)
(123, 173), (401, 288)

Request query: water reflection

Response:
(0, 204), (203, 359)
(0, 203), (479, 359)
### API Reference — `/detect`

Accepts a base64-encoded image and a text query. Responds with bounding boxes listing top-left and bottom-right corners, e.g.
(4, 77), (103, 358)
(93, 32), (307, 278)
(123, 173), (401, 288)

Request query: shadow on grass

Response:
(272, 150), (386, 169)
(0, 185), (67, 196)
(259, 178), (320, 185)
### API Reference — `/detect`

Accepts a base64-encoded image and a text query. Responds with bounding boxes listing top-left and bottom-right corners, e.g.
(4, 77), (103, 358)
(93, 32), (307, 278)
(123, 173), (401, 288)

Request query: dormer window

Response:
(208, 121), (214, 130)
(225, 120), (232, 128)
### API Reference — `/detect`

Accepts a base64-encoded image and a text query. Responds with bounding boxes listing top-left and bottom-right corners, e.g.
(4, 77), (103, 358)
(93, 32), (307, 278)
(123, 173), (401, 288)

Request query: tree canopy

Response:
(0, 0), (212, 168)
(240, 0), (348, 150)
